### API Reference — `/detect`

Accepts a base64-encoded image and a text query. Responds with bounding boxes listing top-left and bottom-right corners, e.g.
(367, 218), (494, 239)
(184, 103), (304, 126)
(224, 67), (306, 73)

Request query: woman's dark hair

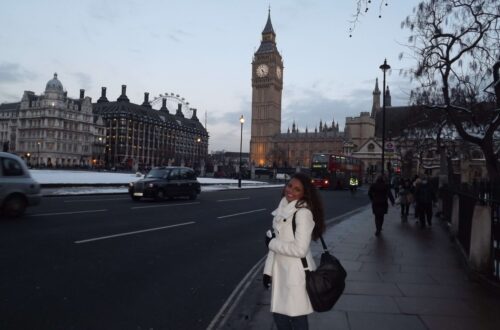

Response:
(282, 172), (325, 241)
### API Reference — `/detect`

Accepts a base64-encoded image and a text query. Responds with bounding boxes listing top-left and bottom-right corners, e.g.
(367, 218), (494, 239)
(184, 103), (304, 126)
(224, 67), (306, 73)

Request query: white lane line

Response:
(217, 208), (267, 219)
(216, 197), (250, 202)
(130, 202), (200, 210)
(74, 221), (196, 244)
(31, 209), (108, 217)
(64, 197), (129, 203)
(207, 255), (267, 329)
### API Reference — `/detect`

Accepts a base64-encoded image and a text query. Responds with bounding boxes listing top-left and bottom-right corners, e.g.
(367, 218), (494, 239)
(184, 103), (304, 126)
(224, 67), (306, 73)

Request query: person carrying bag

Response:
(263, 173), (346, 330)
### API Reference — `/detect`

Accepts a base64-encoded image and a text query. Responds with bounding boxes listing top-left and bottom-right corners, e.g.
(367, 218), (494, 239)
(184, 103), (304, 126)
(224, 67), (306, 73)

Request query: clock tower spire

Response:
(250, 10), (283, 167)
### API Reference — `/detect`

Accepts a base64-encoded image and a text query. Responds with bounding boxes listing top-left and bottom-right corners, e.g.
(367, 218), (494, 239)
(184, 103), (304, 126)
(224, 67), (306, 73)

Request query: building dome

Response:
(45, 73), (64, 93)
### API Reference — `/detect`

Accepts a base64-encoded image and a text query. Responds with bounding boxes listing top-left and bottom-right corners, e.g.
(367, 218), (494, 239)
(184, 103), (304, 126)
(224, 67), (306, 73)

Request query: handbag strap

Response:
(292, 211), (329, 270)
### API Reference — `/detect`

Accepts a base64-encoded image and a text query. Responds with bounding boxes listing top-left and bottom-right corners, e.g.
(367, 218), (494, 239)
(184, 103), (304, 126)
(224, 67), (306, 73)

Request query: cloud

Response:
(0, 90), (21, 103)
(0, 62), (37, 84)
(71, 72), (93, 90)
(167, 29), (191, 44)
(281, 83), (372, 132)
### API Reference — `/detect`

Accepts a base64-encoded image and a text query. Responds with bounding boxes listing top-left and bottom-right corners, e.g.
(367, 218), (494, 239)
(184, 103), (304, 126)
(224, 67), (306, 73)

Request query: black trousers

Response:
(273, 313), (308, 330)
(418, 203), (433, 227)
(374, 213), (385, 232)
(401, 203), (409, 216)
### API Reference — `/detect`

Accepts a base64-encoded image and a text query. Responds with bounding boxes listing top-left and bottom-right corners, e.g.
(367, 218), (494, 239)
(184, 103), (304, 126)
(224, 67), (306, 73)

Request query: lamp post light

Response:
(379, 58), (390, 177)
(238, 115), (245, 188)
(37, 141), (41, 167)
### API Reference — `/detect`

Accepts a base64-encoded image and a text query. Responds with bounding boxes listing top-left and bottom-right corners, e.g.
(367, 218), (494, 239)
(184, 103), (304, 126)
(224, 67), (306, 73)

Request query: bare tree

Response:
(349, 0), (390, 37)
(401, 0), (500, 180)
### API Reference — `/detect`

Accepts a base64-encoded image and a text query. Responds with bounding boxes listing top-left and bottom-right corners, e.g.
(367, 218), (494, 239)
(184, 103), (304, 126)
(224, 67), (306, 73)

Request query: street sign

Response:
(385, 142), (395, 152)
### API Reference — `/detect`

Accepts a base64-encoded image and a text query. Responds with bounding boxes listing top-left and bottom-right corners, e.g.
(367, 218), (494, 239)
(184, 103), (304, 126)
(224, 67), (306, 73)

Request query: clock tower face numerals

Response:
(276, 67), (282, 79)
(256, 64), (269, 78)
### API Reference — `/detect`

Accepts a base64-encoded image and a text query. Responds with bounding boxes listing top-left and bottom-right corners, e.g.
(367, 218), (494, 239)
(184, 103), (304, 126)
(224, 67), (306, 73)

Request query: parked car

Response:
(128, 166), (201, 201)
(0, 152), (42, 217)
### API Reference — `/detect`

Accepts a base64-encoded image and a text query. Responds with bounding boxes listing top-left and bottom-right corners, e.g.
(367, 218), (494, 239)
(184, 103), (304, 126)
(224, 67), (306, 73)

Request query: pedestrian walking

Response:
(368, 175), (395, 236)
(411, 176), (421, 219)
(414, 176), (437, 228)
(399, 178), (412, 222)
(263, 172), (326, 330)
(391, 175), (400, 198)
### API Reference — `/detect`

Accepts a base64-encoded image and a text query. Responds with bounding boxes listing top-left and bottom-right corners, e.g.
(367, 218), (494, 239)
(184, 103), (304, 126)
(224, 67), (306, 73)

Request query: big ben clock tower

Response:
(250, 10), (283, 167)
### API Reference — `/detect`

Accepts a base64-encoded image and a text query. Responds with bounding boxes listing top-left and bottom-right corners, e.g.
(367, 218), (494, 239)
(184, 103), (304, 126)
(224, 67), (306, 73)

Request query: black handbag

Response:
(293, 213), (347, 312)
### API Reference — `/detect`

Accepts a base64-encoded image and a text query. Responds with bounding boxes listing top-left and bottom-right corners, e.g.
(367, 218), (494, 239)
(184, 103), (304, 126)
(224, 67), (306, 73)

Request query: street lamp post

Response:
(37, 141), (41, 167)
(379, 59), (390, 177)
(238, 115), (245, 188)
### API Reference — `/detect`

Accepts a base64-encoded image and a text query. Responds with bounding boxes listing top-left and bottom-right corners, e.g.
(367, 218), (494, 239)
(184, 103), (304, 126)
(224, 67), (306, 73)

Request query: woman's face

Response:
(285, 178), (305, 202)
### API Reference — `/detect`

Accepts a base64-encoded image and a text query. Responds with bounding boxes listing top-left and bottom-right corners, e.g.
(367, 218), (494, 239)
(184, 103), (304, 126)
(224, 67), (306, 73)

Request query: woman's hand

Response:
(265, 229), (275, 247)
(263, 274), (272, 289)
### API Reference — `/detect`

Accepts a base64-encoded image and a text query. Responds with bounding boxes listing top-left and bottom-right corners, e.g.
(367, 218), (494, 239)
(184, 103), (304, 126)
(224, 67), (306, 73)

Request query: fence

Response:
(439, 180), (500, 282)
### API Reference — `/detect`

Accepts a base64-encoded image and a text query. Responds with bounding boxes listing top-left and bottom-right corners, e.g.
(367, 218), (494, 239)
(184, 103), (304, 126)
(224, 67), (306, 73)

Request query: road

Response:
(0, 187), (369, 330)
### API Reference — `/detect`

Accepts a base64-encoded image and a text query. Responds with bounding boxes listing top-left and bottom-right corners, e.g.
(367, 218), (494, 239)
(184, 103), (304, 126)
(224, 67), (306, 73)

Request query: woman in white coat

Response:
(263, 172), (326, 330)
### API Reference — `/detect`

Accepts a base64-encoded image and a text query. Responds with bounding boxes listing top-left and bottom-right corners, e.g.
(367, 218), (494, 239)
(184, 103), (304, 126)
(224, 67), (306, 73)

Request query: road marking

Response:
(217, 208), (267, 219)
(130, 202), (200, 210)
(64, 197), (129, 203)
(31, 209), (108, 217)
(74, 221), (196, 244)
(207, 255), (267, 329)
(216, 197), (250, 202)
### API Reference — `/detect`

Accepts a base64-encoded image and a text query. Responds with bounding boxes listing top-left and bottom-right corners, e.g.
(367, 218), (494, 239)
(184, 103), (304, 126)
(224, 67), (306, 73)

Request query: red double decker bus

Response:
(310, 153), (363, 190)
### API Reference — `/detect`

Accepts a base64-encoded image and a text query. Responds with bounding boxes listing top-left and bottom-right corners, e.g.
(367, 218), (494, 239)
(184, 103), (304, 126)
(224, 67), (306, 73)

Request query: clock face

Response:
(276, 67), (282, 79)
(256, 64), (269, 77)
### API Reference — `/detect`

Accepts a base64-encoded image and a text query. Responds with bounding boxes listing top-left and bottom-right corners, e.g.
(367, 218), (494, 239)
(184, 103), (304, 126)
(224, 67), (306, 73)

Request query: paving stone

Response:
(344, 281), (403, 296)
(347, 312), (427, 330)
(394, 296), (478, 317)
(345, 271), (383, 282)
(359, 262), (401, 272)
(309, 311), (349, 330)
(396, 283), (479, 299)
(420, 315), (492, 330)
(334, 295), (400, 313)
(379, 271), (437, 284)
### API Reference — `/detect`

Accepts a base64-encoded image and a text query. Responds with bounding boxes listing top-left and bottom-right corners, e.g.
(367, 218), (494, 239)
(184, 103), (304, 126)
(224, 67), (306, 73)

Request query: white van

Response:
(0, 152), (42, 217)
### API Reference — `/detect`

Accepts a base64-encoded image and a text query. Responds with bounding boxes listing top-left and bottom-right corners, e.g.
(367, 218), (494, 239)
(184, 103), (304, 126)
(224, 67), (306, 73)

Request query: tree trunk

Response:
(481, 144), (500, 182)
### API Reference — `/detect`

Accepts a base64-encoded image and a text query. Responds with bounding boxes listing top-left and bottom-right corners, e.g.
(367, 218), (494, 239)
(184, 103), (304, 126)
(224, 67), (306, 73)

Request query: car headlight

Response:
(148, 183), (156, 188)
(324, 180), (329, 184)
(129, 182), (134, 187)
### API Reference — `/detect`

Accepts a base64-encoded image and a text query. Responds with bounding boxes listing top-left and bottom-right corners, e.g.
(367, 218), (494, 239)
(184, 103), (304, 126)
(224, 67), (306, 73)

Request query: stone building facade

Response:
(0, 73), (105, 167)
(249, 12), (344, 168)
(0, 74), (209, 170)
(93, 86), (208, 170)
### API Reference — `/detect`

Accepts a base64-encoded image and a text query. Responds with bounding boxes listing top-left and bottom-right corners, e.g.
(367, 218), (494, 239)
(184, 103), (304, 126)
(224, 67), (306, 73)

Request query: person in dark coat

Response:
(414, 177), (437, 228)
(368, 175), (395, 236)
(398, 178), (412, 222)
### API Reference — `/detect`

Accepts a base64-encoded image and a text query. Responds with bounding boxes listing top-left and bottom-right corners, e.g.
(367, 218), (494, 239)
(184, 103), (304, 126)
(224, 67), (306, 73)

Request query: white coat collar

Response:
(271, 197), (299, 221)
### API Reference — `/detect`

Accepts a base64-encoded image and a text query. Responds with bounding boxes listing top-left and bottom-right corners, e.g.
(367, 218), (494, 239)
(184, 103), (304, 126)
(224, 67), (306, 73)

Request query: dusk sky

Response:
(0, 0), (421, 153)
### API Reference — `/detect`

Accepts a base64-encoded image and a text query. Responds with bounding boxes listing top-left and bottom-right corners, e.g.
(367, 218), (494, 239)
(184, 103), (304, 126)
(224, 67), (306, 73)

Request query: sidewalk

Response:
(223, 205), (500, 330)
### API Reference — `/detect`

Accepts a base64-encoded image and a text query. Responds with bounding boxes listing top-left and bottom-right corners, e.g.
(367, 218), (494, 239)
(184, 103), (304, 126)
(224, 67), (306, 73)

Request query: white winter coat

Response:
(263, 197), (316, 316)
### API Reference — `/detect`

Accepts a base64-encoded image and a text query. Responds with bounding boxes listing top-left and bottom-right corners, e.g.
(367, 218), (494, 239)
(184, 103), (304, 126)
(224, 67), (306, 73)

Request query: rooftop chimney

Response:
(142, 92), (151, 108)
(97, 87), (109, 103)
(117, 84), (130, 102)
(80, 89), (85, 99)
(160, 98), (169, 113)
(191, 108), (199, 121)
(175, 103), (184, 117)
